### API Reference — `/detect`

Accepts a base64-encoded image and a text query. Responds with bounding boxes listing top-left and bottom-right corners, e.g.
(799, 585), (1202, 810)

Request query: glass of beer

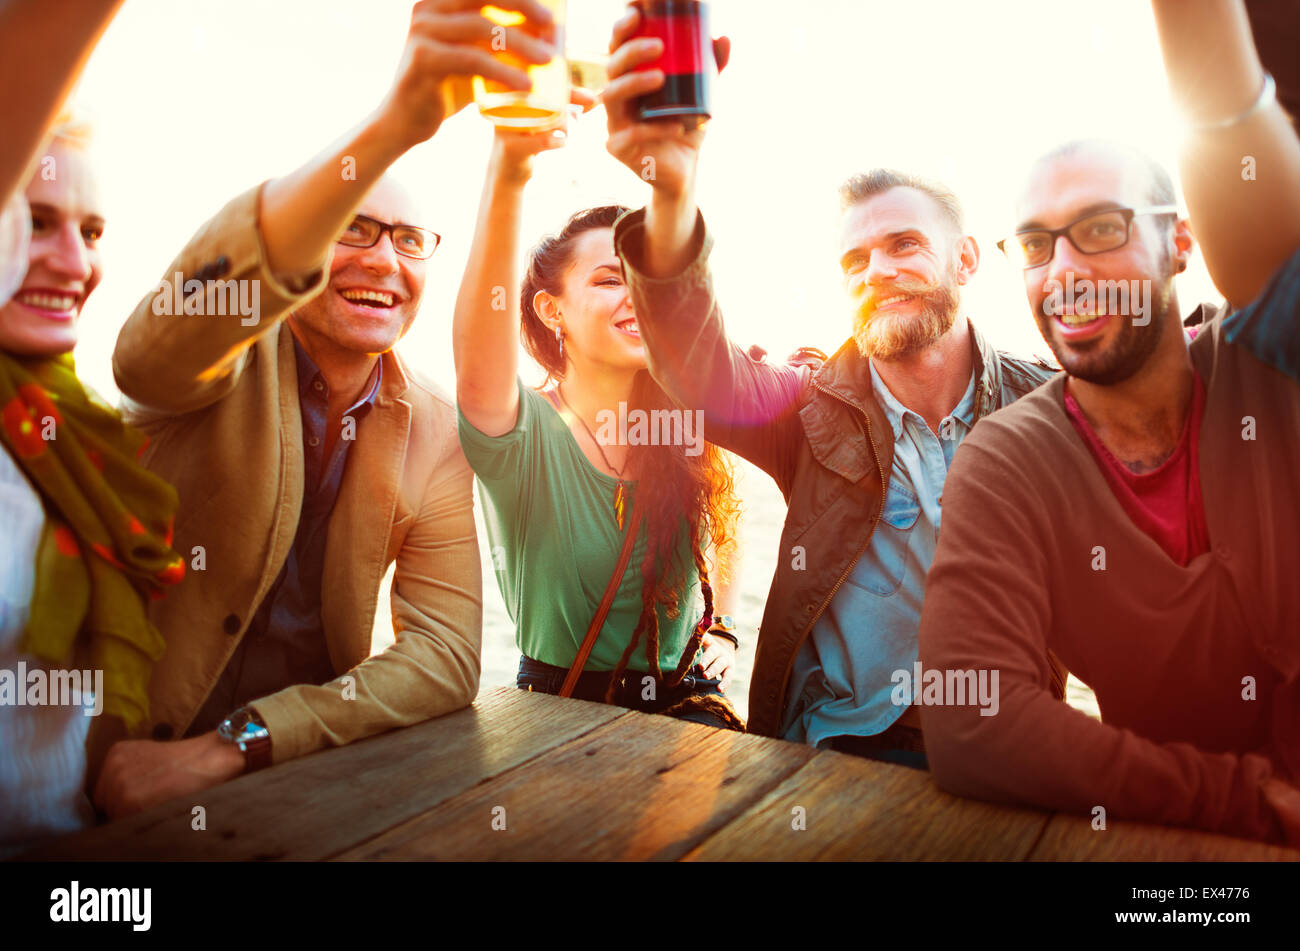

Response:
(632, 0), (713, 123)
(473, 1), (569, 130)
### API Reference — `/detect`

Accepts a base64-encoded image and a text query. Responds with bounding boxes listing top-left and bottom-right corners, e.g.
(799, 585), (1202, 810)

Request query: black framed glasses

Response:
(997, 205), (1178, 269)
(337, 214), (441, 260)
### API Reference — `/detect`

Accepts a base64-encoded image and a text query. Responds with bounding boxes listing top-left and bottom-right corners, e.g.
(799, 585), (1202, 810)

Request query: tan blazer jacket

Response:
(111, 185), (482, 764)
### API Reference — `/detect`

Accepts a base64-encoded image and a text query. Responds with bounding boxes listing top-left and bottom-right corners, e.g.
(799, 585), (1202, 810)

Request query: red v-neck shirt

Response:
(1063, 373), (1210, 567)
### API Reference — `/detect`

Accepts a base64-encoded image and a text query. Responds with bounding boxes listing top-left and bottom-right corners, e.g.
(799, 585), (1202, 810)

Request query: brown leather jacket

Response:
(614, 208), (1060, 737)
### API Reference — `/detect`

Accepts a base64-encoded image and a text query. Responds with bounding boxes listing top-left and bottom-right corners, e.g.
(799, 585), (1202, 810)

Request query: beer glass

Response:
(473, 1), (569, 130)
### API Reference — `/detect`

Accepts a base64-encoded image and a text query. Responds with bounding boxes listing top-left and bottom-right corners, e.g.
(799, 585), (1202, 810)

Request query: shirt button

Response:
(312, 380), (324, 392)
(223, 613), (241, 635)
(308, 436), (320, 448)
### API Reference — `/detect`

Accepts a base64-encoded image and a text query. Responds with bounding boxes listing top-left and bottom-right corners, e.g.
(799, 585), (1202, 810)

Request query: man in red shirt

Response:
(917, 0), (1300, 844)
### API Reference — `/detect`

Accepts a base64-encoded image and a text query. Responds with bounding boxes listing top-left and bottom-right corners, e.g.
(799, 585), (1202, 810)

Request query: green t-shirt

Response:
(457, 381), (701, 673)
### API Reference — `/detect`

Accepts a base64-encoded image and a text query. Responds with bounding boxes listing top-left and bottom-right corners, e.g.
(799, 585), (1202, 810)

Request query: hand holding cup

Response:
(601, 3), (729, 199)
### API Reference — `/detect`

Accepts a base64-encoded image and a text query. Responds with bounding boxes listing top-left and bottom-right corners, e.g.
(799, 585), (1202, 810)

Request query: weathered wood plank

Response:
(336, 702), (817, 861)
(1027, 813), (1300, 861)
(23, 686), (622, 861)
(683, 749), (1052, 861)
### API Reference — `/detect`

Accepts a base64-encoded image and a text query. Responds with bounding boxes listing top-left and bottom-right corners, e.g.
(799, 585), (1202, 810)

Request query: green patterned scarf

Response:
(0, 351), (183, 730)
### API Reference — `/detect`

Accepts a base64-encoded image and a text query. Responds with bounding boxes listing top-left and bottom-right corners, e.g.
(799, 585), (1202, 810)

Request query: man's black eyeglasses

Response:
(337, 214), (441, 260)
(998, 205), (1178, 269)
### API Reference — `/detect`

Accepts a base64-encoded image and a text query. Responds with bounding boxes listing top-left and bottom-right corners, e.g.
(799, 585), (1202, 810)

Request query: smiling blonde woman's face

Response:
(0, 141), (104, 357)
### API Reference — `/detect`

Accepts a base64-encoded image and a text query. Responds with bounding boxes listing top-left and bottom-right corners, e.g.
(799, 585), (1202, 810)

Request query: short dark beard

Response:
(1034, 276), (1173, 386)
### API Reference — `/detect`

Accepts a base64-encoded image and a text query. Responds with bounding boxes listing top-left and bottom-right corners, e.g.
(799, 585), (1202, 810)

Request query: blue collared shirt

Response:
(188, 335), (382, 734)
(780, 360), (977, 748)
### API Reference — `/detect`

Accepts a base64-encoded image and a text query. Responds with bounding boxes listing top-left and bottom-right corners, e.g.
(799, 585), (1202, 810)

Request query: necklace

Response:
(555, 385), (630, 531)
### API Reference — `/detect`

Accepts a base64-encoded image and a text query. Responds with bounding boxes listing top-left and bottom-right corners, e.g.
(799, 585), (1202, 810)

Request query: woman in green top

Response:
(454, 123), (742, 730)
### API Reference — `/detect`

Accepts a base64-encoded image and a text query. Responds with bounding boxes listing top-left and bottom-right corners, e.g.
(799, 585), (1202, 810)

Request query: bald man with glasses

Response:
(918, 0), (1300, 846)
(93, 0), (563, 818)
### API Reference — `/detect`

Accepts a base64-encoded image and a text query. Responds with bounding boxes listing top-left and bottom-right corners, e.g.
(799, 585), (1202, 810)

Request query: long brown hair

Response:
(521, 206), (738, 700)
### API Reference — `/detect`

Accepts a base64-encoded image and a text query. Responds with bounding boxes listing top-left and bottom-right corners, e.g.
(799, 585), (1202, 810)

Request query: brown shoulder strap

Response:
(559, 494), (645, 698)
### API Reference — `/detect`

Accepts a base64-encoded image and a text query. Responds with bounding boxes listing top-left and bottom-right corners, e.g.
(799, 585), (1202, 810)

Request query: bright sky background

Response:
(68, 0), (1218, 401)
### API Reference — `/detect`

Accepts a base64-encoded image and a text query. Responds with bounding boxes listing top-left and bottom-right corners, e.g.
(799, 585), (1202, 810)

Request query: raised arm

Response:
(258, 0), (557, 278)
(1152, 0), (1300, 307)
(601, 14), (804, 486)
(0, 0), (122, 207)
(918, 436), (1298, 844)
(453, 128), (566, 437)
(114, 0), (558, 415)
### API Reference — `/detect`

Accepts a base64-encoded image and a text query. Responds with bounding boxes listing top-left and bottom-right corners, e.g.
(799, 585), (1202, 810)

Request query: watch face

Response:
(219, 707), (264, 743)
(217, 712), (243, 743)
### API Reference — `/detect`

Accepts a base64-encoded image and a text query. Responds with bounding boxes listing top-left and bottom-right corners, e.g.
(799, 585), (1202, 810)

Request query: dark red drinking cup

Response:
(632, 0), (714, 123)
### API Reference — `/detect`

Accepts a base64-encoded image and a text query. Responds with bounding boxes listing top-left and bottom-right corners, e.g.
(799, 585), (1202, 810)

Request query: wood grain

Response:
(336, 700), (817, 861)
(26, 686), (1294, 862)
(684, 749), (1053, 861)
(22, 687), (622, 861)
(1027, 813), (1300, 861)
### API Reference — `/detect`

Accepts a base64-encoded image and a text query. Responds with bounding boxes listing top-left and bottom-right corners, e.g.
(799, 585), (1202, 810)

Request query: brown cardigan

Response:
(112, 185), (482, 764)
(918, 311), (1300, 842)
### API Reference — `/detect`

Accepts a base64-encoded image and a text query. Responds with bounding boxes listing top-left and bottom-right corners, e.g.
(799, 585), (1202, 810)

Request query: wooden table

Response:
(25, 687), (1300, 861)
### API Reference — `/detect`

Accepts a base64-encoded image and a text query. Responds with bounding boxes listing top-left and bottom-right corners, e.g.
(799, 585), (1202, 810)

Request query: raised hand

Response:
(375, 0), (560, 150)
(258, 0), (560, 279)
(490, 87), (598, 185)
(600, 4), (729, 201)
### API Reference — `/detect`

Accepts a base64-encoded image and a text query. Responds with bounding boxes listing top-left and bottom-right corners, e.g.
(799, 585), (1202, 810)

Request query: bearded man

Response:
(601, 23), (1061, 767)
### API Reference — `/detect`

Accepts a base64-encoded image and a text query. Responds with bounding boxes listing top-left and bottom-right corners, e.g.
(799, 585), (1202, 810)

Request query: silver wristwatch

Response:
(217, 706), (272, 772)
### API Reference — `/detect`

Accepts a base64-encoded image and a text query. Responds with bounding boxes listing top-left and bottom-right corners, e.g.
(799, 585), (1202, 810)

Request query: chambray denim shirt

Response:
(780, 360), (977, 748)
(188, 337), (381, 735)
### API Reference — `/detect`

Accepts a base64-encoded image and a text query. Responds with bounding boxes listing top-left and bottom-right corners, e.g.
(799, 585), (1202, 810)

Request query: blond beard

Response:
(853, 286), (958, 360)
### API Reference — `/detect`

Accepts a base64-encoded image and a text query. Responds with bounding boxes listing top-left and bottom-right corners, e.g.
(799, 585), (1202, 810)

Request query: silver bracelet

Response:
(1190, 71), (1276, 131)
